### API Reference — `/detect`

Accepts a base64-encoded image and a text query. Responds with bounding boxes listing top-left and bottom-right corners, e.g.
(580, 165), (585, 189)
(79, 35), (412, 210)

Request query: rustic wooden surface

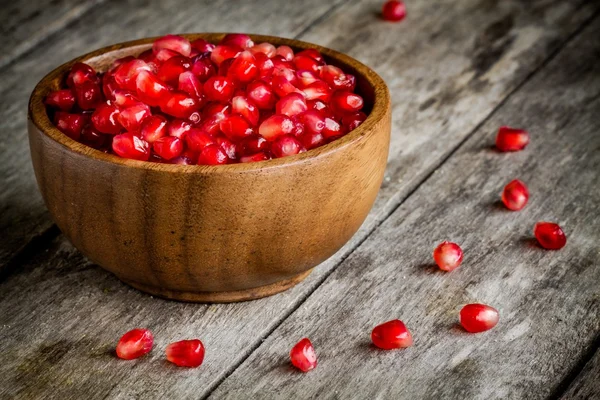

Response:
(1, 0), (599, 399)
(561, 347), (600, 400)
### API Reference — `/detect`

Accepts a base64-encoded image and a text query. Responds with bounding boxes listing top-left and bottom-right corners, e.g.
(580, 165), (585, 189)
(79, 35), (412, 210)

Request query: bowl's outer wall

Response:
(28, 34), (391, 298)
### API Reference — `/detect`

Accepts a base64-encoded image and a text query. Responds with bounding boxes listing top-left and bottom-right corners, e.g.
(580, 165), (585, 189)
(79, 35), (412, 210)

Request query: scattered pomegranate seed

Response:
(112, 133), (151, 161)
(433, 241), (463, 272)
(153, 34), (192, 57)
(371, 319), (413, 350)
(165, 339), (205, 368)
(496, 126), (529, 152)
(459, 304), (499, 333)
(198, 144), (229, 165)
(501, 179), (529, 211)
(44, 89), (76, 111)
(91, 103), (122, 134)
(116, 328), (154, 360)
(54, 112), (87, 140)
(534, 222), (567, 250)
(290, 338), (317, 372)
(382, 0), (407, 22)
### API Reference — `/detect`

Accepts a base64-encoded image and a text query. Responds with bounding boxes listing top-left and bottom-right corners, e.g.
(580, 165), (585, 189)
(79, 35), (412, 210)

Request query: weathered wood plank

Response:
(208, 15), (600, 399)
(0, 0), (104, 69)
(561, 346), (600, 400)
(0, 0), (347, 270)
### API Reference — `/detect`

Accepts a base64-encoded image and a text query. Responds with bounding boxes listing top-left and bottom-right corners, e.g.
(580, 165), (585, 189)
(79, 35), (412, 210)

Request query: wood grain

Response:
(208, 15), (600, 399)
(0, 0), (348, 270)
(561, 347), (600, 400)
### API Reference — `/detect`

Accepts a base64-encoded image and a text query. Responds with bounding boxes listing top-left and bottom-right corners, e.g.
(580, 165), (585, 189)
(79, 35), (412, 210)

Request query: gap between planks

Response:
(201, 7), (600, 399)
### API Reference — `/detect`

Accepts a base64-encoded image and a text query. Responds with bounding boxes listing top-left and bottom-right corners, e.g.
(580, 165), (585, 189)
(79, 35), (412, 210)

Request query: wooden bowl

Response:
(27, 34), (391, 302)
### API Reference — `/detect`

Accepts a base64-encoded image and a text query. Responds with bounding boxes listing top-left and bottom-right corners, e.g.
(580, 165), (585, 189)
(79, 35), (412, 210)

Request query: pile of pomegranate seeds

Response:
(44, 34), (367, 165)
(290, 338), (318, 372)
(381, 1), (407, 22)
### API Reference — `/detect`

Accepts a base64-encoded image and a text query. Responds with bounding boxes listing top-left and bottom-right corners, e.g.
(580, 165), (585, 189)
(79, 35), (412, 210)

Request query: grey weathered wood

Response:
(561, 347), (600, 400)
(0, 0), (104, 69)
(0, 0), (347, 270)
(208, 15), (600, 399)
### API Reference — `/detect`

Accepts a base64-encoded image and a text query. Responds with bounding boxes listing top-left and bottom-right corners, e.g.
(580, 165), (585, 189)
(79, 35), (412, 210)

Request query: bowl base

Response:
(120, 269), (314, 303)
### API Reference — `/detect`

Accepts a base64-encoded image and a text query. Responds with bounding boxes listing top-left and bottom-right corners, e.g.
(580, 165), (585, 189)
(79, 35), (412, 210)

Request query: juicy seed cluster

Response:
(44, 34), (367, 165)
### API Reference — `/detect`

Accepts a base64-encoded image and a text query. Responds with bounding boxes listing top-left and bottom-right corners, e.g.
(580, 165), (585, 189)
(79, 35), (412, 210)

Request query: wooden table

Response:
(1, 0), (599, 398)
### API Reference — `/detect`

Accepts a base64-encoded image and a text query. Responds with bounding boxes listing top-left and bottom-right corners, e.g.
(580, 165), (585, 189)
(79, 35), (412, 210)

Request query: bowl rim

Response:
(28, 33), (389, 174)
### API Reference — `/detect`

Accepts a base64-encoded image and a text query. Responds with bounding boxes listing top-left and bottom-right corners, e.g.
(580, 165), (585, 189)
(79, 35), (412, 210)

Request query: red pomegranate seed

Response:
(254, 52), (275, 78)
(54, 112), (86, 140)
(203, 102), (230, 119)
(81, 125), (108, 149)
(191, 38), (216, 53)
(168, 119), (192, 139)
(330, 90), (364, 113)
(102, 73), (120, 101)
(382, 0), (407, 22)
(91, 103), (122, 134)
(271, 135), (305, 158)
(433, 241), (463, 272)
(111, 56), (136, 72)
(290, 338), (317, 372)
(136, 70), (171, 107)
(141, 115), (168, 143)
(112, 133), (151, 161)
(276, 45), (294, 61)
(240, 152), (270, 163)
(342, 111), (367, 131)
(215, 135), (237, 160)
(137, 49), (157, 64)
(211, 45), (241, 66)
(307, 99), (328, 111)
(165, 339), (205, 368)
(116, 328), (154, 360)
(296, 70), (320, 87)
(228, 51), (259, 83)
(185, 128), (215, 152)
(198, 144), (228, 165)
(153, 136), (183, 160)
(299, 131), (325, 150)
(298, 110), (325, 135)
(296, 49), (323, 63)
(534, 222), (566, 250)
(157, 55), (192, 84)
(303, 80), (332, 102)
(178, 71), (204, 99)
(272, 76), (301, 98)
(161, 91), (200, 118)
(113, 89), (140, 108)
(217, 58), (234, 77)
(203, 76), (235, 103)
(501, 179), (529, 211)
(45, 89), (76, 111)
(153, 34), (192, 57)
(322, 117), (343, 140)
(250, 42), (276, 58)
(117, 103), (151, 132)
(191, 54), (216, 82)
(459, 304), (499, 333)
(240, 134), (268, 155)
(272, 65), (298, 84)
(75, 80), (103, 110)
(496, 126), (529, 152)
(320, 65), (356, 91)
(66, 62), (98, 88)
(114, 59), (152, 91)
(259, 114), (295, 140)
(372, 319), (413, 350)
(220, 114), (254, 141)
(276, 93), (308, 117)
(200, 113), (227, 136)
(231, 96), (259, 126)
(293, 55), (322, 73)
(247, 80), (276, 109)
(220, 33), (254, 49)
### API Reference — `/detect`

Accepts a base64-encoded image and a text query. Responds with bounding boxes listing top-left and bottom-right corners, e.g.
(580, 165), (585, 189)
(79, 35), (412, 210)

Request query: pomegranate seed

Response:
(217, 58), (234, 77)
(81, 125), (108, 149)
(307, 99), (328, 111)
(116, 328), (154, 360)
(231, 96), (259, 126)
(211, 45), (241, 66)
(200, 113), (227, 136)
(330, 90), (363, 113)
(240, 152), (270, 163)
(228, 51), (259, 83)
(91, 103), (122, 134)
(54, 112), (86, 140)
(342, 111), (367, 131)
(272, 76), (301, 98)
(272, 65), (298, 84)
(220, 114), (254, 141)
(276, 45), (294, 61)
(220, 33), (254, 49)
(191, 55), (217, 82)
(154, 48), (179, 63)
(371, 319), (413, 350)
(459, 304), (499, 333)
(66, 62), (98, 88)
(141, 115), (168, 143)
(153, 136), (183, 160)
(153, 34), (192, 57)
(534, 222), (566, 250)
(161, 91), (200, 118)
(293, 55), (322, 73)
(113, 89), (140, 108)
(298, 110), (325, 135)
(168, 119), (192, 139)
(433, 241), (463, 272)
(45, 89), (76, 111)
(157, 55), (192, 84)
(259, 114), (295, 140)
(203, 102), (230, 119)
(382, 0), (407, 22)
(112, 133), (151, 161)
(296, 70), (320, 87)
(102, 73), (120, 101)
(303, 80), (331, 102)
(178, 71), (204, 99)
(254, 52), (275, 78)
(75, 80), (103, 110)
(501, 179), (529, 211)
(292, 118), (305, 137)
(240, 134), (268, 155)
(198, 144), (228, 165)
(249, 42), (276, 58)
(320, 65), (356, 91)
(202, 76), (235, 103)
(114, 59), (152, 91)
(496, 126), (529, 152)
(137, 49), (157, 64)
(296, 49), (323, 63)
(299, 131), (325, 150)
(215, 135), (237, 160)
(118, 103), (151, 132)
(276, 93), (308, 117)
(247, 80), (276, 109)
(191, 38), (216, 53)
(165, 339), (205, 368)
(271, 135), (305, 158)
(185, 128), (215, 152)
(136, 70), (171, 107)
(290, 338), (317, 372)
